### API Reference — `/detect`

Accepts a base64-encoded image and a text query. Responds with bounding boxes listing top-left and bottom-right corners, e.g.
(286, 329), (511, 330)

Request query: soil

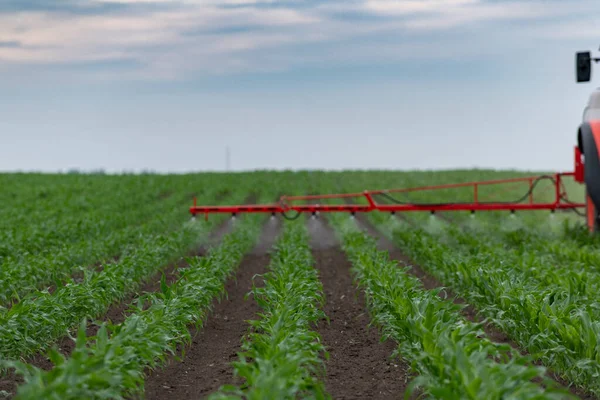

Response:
(307, 217), (415, 400)
(140, 217), (281, 400)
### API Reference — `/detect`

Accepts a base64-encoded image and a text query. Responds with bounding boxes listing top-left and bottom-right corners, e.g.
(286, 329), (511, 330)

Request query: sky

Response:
(0, 0), (599, 173)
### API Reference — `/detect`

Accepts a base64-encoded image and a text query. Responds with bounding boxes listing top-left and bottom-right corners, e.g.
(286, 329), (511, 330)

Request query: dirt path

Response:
(141, 217), (281, 400)
(307, 217), (414, 400)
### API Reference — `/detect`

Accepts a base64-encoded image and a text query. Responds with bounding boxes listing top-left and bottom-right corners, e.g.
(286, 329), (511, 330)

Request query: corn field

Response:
(0, 170), (596, 400)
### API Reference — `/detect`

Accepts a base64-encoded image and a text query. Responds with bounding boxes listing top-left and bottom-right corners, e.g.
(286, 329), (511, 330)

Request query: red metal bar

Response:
(374, 203), (582, 212)
(369, 173), (575, 195)
(190, 204), (372, 214)
(191, 205), (283, 213)
(190, 202), (585, 216)
(363, 191), (377, 210)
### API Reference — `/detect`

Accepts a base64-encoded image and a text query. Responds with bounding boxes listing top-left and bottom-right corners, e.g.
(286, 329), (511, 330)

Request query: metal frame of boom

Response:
(189, 147), (586, 220)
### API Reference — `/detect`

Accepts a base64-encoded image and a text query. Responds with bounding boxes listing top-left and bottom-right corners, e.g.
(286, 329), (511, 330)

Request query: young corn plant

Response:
(486, 227), (600, 299)
(381, 218), (600, 397)
(2, 215), (262, 400)
(0, 212), (221, 362)
(328, 215), (574, 400)
(210, 221), (329, 400)
(0, 189), (200, 306)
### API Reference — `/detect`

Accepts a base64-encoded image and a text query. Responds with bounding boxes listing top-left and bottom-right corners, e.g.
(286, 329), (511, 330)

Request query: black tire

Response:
(580, 121), (600, 233)
(586, 189), (599, 233)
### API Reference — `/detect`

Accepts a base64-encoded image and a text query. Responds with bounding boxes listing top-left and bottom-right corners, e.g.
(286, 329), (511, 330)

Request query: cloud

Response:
(364, 0), (478, 15)
(0, 0), (598, 80)
(363, 0), (600, 30)
(0, 0), (161, 15)
(0, 4), (319, 64)
(0, 41), (20, 48)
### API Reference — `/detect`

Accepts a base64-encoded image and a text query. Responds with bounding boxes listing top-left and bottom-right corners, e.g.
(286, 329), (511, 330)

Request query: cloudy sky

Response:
(0, 0), (599, 173)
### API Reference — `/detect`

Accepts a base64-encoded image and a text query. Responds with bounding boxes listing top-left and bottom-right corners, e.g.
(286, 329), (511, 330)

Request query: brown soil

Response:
(140, 217), (281, 400)
(307, 217), (415, 400)
(353, 214), (596, 400)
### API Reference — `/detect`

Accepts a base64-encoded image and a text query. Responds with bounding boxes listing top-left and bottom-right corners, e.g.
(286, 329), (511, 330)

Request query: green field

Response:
(0, 170), (596, 400)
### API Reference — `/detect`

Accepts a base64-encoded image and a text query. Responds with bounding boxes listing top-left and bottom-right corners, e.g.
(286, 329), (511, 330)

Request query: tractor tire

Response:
(586, 190), (600, 233)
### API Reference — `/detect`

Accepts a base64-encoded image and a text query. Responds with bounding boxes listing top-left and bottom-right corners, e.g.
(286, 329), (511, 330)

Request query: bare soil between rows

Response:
(140, 218), (281, 400)
(307, 217), (414, 399)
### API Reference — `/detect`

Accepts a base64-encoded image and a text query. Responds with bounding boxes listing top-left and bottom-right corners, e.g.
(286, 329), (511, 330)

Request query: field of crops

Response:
(0, 169), (598, 400)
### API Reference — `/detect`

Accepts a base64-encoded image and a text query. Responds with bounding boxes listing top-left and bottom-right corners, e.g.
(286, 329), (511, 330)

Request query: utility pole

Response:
(226, 146), (231, 171)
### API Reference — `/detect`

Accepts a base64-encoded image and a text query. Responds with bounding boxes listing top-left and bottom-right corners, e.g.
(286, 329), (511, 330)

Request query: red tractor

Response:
(576, 48), (600, 231)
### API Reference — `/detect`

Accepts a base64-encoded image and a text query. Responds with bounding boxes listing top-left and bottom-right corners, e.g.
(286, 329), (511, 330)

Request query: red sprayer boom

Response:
(190, 147), (586, 221)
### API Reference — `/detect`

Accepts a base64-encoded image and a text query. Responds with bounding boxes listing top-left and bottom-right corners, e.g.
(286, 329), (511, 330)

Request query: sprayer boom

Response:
(190, 168), (585, 221)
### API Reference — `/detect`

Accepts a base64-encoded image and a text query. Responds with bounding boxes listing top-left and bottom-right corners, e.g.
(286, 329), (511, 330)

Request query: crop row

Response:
(373, 213), (600, 397)
(210, 220), (328, 400)
(0, 174), (251, 362)
(327, 214), (571, 400)
(0, 188), (227, 306)
(467, 223), (600, 300)
(469, 215), (600, 275)
(0, 171), (266, 270)
(0, 175), (188, 255)
(4, 214), (264, 400)
(417, 214), (600, 323)
(0, 170), (256, 306)
(0, 217), (217, 362)
(0, 173), (300, 370)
